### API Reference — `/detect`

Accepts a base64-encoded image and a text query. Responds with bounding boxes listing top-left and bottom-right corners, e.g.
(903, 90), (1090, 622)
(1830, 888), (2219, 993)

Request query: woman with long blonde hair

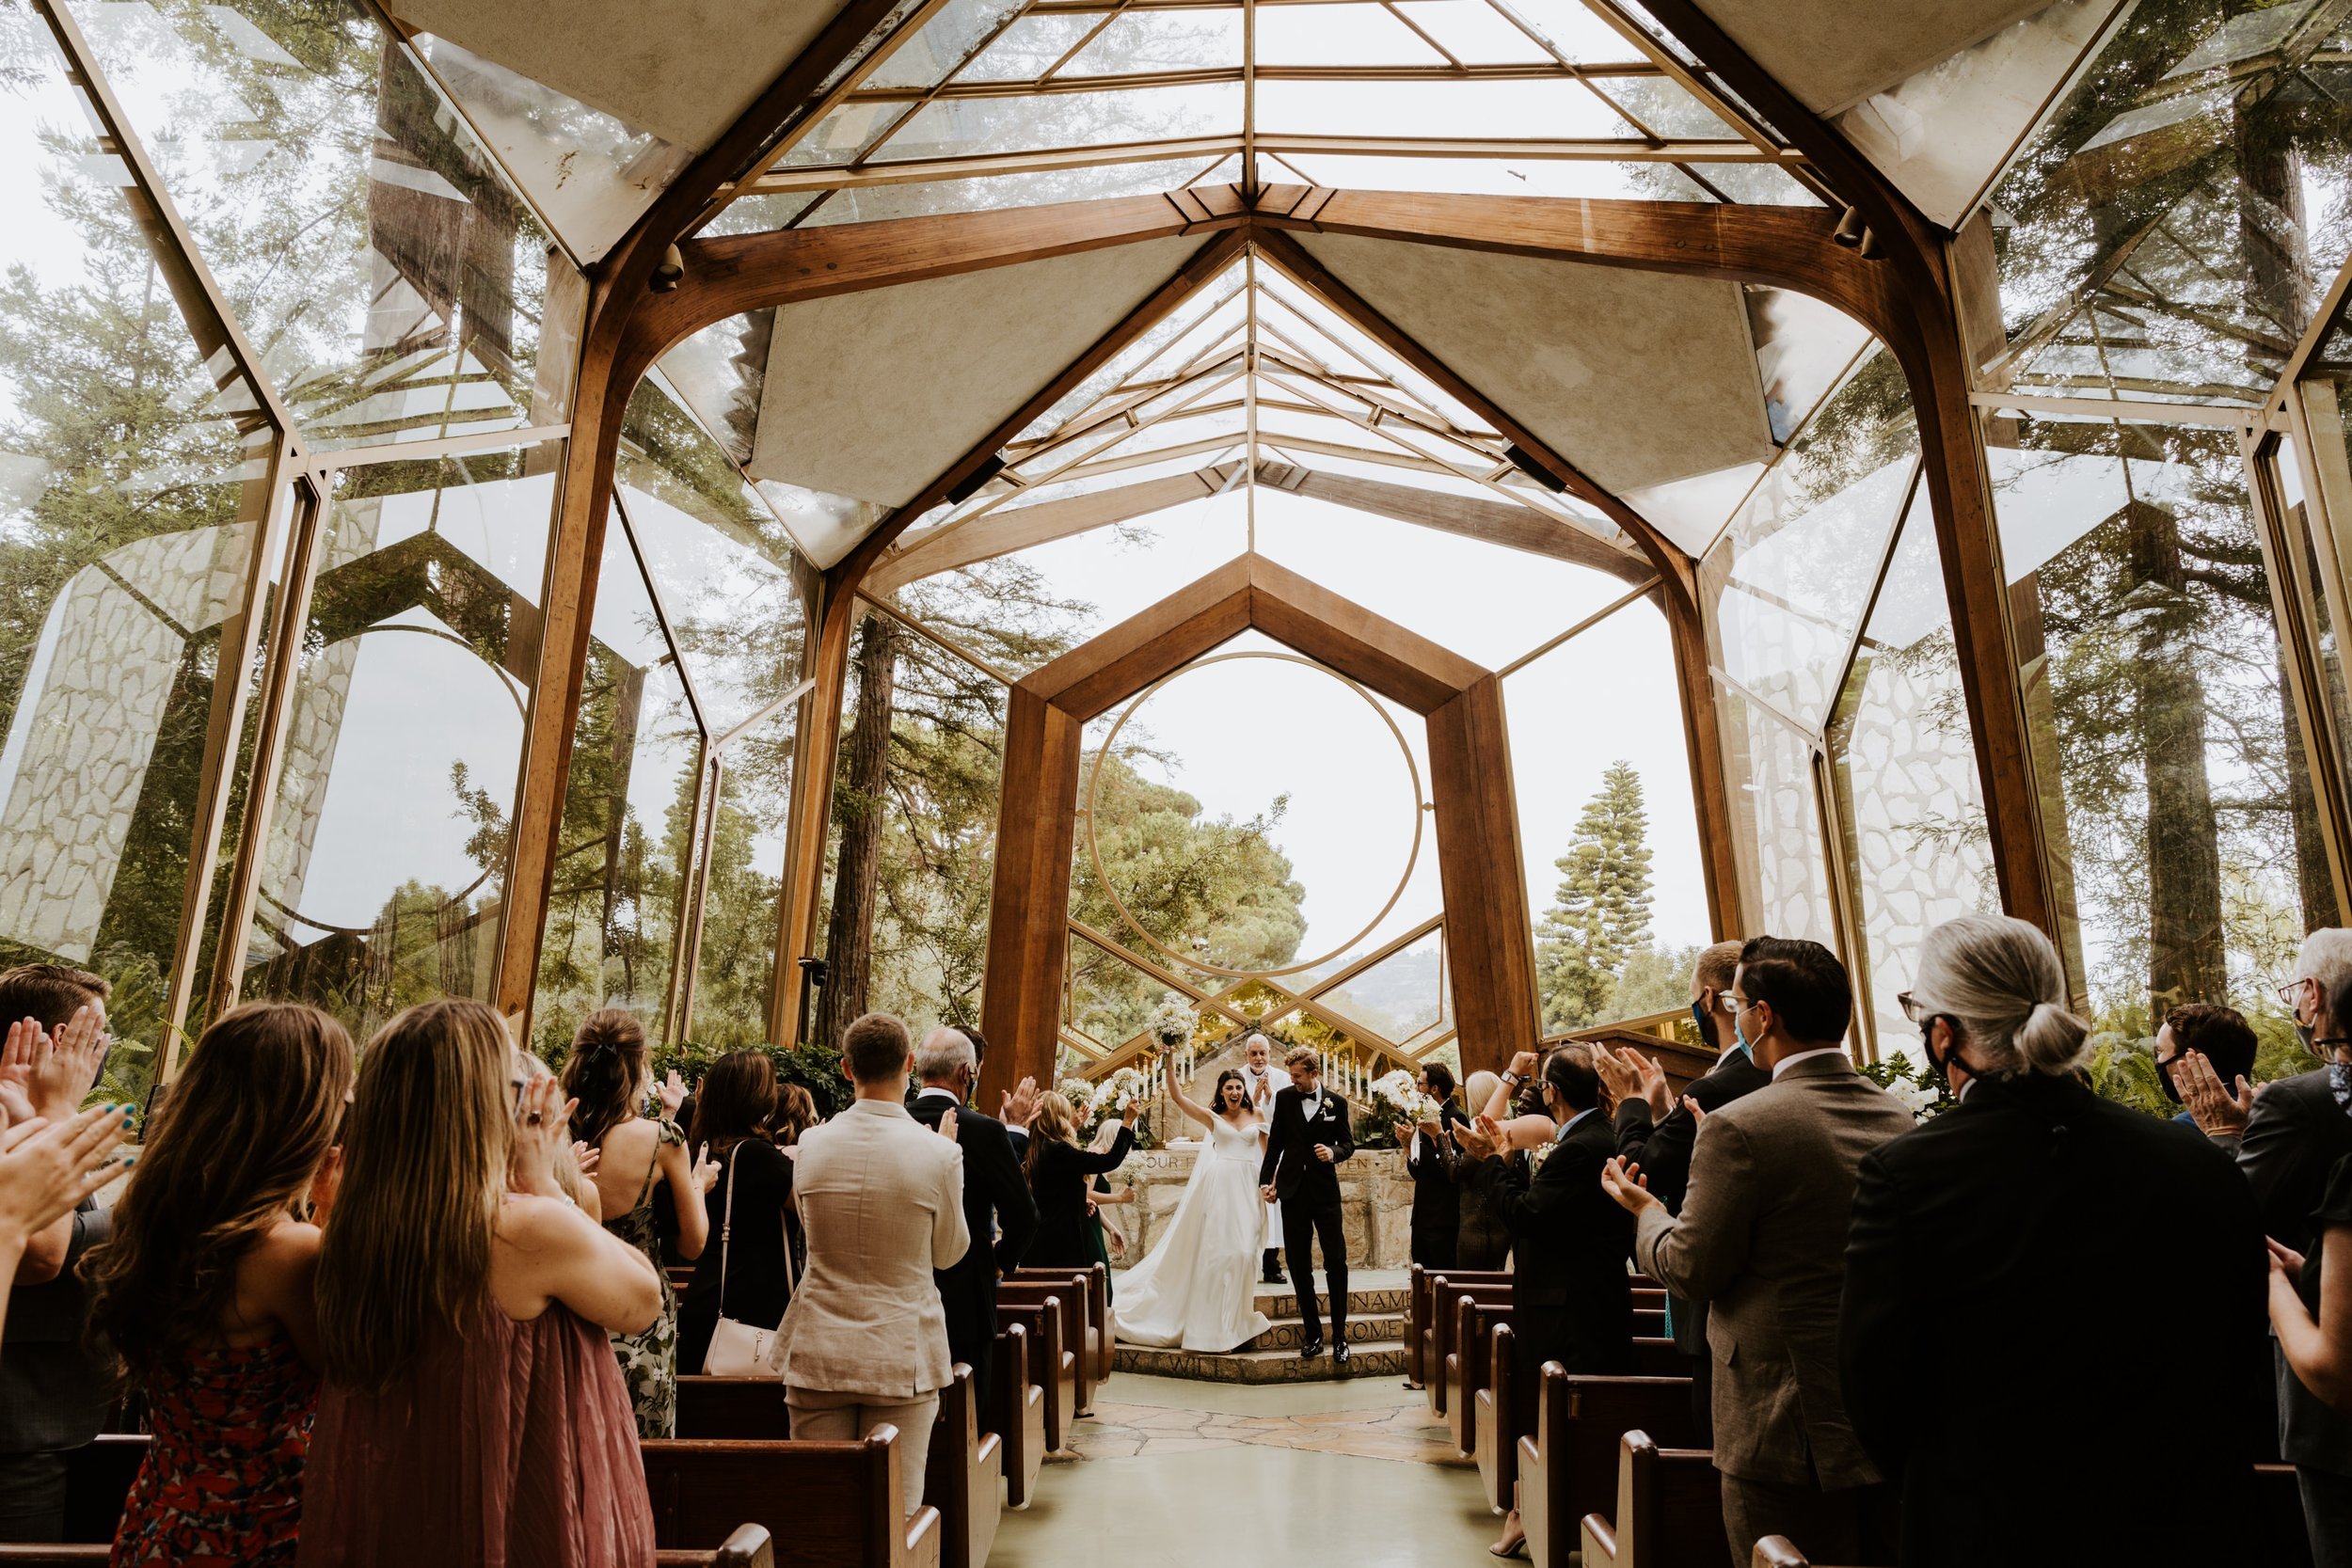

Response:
(296, 1001), (662, 1568)
(86, 1003), (351, 1567)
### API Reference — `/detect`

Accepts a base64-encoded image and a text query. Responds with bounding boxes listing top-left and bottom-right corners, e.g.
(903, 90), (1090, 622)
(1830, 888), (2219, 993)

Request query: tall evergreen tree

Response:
(1536, 761), (1655, 1031)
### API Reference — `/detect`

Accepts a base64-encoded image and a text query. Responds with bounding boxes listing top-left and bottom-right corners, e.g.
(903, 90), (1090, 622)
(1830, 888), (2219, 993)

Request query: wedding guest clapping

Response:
(86, 1004), (353, 1566)
(562, 1009), (717, 1437)
(298, 1000), (661, 1568)
(677, 1051), (796, 1375)
(0, 962), (118, 1544)
(0, 1104), (133, 1351)
(1025, 1089), (1138, 1272)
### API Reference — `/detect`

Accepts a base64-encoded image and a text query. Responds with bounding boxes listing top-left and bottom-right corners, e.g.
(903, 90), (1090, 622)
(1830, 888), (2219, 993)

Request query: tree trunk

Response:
(812, 613), (897, 1053)
(2123, 499), (2229, 1014)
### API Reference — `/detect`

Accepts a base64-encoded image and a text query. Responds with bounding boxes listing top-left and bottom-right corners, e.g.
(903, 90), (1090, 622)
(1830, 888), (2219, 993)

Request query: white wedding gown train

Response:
(1112, 1114), (1273, 1352)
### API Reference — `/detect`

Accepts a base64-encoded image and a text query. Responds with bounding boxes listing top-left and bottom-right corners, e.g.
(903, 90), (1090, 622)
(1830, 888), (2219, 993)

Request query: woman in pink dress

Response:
(87, 1003), (355, 1567)
(296, 1000), (665, 1568)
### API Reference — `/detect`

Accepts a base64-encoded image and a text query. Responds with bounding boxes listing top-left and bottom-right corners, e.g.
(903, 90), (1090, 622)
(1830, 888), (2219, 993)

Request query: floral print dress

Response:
(606, 1116), (683, 1438)
(113, 1330), (318, 1566)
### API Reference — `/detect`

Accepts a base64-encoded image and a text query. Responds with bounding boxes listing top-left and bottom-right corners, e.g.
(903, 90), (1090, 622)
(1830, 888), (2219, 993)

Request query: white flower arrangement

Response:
(1884, 1079), (1939, 1120)
(1367, 1068), (1439, 1134)
(1142, 994), (1199, 1055)
(1525, 1139), (1555, 1173)
(1089, 1067), (1150, 1117)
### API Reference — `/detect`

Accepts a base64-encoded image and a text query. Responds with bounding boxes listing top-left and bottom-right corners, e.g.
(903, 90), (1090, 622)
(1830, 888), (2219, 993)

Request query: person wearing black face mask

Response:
(1840, 915), (2265, 1568)
(2234, 929), (2352, 1565)
(1589, 939), (1766, 1441)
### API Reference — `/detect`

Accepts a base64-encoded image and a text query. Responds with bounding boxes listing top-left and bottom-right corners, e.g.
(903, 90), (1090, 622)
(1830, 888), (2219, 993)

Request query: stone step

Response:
(1249, 1283), (1408, 1320)
(1114, 1338), (1409, 1384)
(1249, 1312), (1405, 1353)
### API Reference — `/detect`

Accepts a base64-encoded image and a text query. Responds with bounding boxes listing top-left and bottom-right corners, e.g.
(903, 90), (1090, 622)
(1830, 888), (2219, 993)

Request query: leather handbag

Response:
(700, 1141), (795, 1376)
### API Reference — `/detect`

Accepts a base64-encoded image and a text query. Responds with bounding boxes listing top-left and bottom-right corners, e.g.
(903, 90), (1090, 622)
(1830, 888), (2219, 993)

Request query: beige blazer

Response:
(1633, 1052), (1914, 1489)
(772, 1098), (969, 1399)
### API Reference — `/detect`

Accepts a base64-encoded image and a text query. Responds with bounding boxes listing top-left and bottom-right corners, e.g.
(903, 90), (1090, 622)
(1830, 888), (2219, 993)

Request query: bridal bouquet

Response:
(1367, 1068), (1439, 1138)
(1141, 994), (1198, 1058)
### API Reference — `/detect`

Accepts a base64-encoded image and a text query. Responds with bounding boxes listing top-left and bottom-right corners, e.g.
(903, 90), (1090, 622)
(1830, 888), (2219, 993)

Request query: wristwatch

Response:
(1501, 1071), (1523, 1086)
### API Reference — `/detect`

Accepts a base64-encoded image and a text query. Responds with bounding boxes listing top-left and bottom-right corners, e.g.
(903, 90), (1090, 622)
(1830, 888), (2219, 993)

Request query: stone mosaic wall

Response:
(0, 523), (250, 960)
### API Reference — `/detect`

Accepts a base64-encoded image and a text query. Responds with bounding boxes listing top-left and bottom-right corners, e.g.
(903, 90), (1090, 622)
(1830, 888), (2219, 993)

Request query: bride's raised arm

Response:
(1163, 1072), (1216, 1129)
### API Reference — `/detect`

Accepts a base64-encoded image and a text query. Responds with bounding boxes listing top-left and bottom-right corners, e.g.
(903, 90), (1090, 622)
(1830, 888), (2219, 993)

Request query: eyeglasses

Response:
(2280, 977), (2316, 1008)
(1897, 991), (1929, 1024)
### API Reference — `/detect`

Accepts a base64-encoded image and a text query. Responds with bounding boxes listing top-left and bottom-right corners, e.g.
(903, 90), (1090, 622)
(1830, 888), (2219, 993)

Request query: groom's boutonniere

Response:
(1524, 1140), (1556, 1173)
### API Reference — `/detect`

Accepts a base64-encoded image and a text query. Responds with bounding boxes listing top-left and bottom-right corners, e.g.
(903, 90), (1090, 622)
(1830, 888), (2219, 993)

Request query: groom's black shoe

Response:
(1261, 1249), (1285, 1284)
(1300, 1338), (1324, 1359)
(1333, 1341), (1351, 1365)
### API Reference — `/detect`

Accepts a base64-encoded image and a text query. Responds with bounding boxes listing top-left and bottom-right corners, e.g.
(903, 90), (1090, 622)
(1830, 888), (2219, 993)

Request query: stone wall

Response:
(1104, 1144), (1415, 1271)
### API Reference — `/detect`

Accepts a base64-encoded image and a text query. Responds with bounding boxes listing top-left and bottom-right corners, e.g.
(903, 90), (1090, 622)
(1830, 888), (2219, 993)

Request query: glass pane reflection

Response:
(241, 449), (555, 1035)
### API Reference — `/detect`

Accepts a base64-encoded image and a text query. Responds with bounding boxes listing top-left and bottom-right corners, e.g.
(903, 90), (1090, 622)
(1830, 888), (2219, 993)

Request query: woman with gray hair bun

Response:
(1902, 912), (2090, 1091)
(1838, 914), (2267, 1568)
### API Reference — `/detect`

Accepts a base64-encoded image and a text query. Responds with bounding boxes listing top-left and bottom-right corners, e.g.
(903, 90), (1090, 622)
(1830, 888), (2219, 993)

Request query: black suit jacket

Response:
(1839, 1074), (2265, 1566)
(1471, 1112), (1634, 1374)
(909, 1091), (1038, 1360)
(1259, 1085), (1354, 1203)
(2235, 1066), (2352, 1471)
(1406, 1101), (1468, 1235)
(1613, 1047), (1769, 1354)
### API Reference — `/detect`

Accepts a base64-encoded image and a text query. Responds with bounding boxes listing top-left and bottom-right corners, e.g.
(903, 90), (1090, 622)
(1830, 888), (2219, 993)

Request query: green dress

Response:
(605, 1116), (683, 1438)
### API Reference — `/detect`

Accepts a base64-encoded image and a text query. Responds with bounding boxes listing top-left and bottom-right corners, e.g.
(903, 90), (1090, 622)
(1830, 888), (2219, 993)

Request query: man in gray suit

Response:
(1601, 936), (1911, 1567)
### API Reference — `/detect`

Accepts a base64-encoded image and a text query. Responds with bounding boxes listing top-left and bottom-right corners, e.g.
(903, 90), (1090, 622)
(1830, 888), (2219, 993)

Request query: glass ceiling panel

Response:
(1256, 4), (1450, 66)
(1255, 78), (1629, 140)
(1063, 11), (1245, 73)
(1508, 0), (1669, 64)
(871, 83), (1243, 164)
(1390, 2), (1555, 64)
(1254, 489), (1641, 670)
(802, 154), (1218, 225)
(961, 14), (1111, 79)
(404, 32), (692, 264)
(73, 0), (571, 447)
(868, 0), (1027, 89)
(1985, 0), (2352, 407)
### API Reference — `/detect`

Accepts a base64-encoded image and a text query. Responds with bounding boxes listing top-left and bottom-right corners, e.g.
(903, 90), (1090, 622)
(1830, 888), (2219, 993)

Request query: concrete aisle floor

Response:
(990, 1373), (1500, 1568)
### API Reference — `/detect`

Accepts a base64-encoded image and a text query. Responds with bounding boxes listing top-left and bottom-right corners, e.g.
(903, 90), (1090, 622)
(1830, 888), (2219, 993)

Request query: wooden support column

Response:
(1426, 675), (1540, 1075)
(1669, 607), (1743, 942)
(492, 0), (909, 1022)
(977, 690), (1087, 1104)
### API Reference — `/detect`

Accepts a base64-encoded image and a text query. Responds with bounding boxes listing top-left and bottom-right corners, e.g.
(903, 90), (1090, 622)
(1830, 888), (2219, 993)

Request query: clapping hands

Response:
(1450, 1114), (1502, 1162)
(2175, 1051), (2258, 1138)
(999, 1076), (1039, 1128)
(655, 1069), (689, 1120)
(1599, 1156), (1661, 1216)
(510, 1076), (579, 1200)
(0, 1101), (135, 1254)
(0, 1006), (109, 1128)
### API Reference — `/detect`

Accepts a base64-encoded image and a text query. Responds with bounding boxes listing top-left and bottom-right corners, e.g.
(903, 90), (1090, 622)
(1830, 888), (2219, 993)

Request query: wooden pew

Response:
(1631, 1338), (1682, 1378)
(1011, 1264), (1111, 1383)
(924, 1367), (1003, 1568)
(993, 1296), (1077, 1454)
(1475, 1320), (1518, 1513)
(1410, 1265), (1509, 1389)
(993, 1322), (1048, 1510)
(642, 1433), (942, 1568)
(677, 1374), (791, 1439)
(1518, 1367), (1699, 1568)
(996, 1280), (1095, 1418)
(1578, 1430), (1725, 1568)
(675, 1369), (1000, 1568)
(659, 1525), (778, 1567)
(0, 1435), (782, 1568)
(1427, 1277), (1512, 1418)
(1447, 1294), (1513, 1458)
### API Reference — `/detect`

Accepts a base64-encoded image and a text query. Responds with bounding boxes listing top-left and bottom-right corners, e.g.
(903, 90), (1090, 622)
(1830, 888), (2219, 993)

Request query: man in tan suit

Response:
(1602, 936), (1912, 1567)
(772, 1011), (968, 1516)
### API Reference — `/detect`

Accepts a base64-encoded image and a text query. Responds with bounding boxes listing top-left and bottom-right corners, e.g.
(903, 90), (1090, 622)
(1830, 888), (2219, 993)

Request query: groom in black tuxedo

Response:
(1258, 1044), (1355, 1360)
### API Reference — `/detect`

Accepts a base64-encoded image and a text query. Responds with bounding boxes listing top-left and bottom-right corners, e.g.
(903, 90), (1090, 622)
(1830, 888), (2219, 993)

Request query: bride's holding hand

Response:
(1110, 1067), (1275, 1353)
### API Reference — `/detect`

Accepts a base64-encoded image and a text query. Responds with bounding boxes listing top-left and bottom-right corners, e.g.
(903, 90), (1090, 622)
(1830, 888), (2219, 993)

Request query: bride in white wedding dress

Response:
(1112, 1069), (1274, 1352)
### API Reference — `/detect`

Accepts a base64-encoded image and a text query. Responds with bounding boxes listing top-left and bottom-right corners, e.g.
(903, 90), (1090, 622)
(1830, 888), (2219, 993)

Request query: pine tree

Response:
(1536, 762), (1656, 1031)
